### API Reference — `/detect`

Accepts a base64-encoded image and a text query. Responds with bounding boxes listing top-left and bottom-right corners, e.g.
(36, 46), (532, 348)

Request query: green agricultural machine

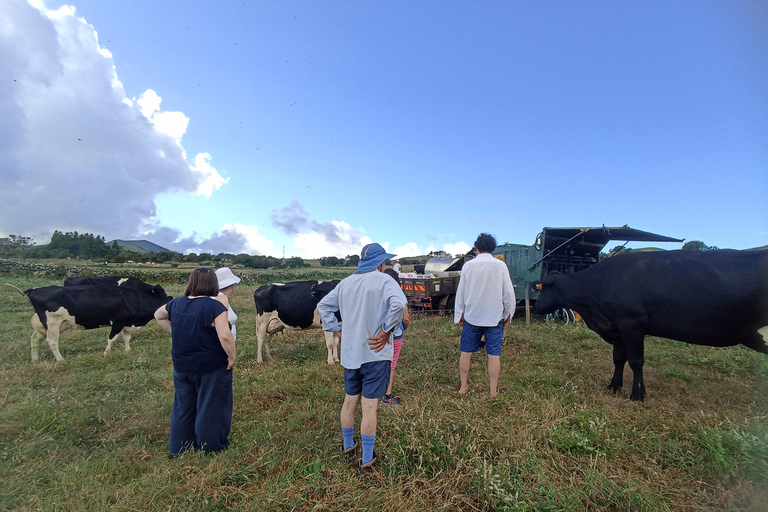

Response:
(400, 225), (682, 315)
(493, 225), (683, 302)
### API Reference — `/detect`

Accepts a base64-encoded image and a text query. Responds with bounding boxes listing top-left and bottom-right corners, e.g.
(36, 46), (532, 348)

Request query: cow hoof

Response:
(606, 385), (621, 394)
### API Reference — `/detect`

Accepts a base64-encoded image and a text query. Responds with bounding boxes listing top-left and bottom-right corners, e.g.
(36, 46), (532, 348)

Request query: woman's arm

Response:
(214, 311), (236, 369)
(154, 304), (172, 333)
(214, 292), (230, 309)
(402, 305), (411, 330)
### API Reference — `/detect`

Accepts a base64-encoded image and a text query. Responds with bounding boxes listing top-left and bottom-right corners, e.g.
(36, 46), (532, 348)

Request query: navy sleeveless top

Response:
(167, 296), (228, 374)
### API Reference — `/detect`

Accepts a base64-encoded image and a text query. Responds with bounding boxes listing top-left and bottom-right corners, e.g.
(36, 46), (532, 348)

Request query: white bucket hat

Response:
(215, 267), (241, 289)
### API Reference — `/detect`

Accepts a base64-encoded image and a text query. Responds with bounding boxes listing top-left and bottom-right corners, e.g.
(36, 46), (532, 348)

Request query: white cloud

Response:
(444, 242), (471, 257)
(293, 221), (373, 259)
(191, 153), (229, 198)
(222, 223), (275, 255)
(393, 242), (423, 257)
(0, 0), (227, 243)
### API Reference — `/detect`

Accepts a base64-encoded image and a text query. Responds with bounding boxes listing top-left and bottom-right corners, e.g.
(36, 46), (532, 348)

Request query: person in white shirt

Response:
(318, 243), (406, 471)
(454, 233), (516, 398)
(215, 267), (241, 340)
(392, 260), (402, 273)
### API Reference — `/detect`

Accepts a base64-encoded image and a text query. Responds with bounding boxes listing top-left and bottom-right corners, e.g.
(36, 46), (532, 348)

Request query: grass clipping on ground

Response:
(0, 277), (766, 511)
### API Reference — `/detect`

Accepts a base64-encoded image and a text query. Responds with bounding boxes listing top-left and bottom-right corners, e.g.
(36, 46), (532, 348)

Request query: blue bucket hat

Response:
(355, 243), (396, 274)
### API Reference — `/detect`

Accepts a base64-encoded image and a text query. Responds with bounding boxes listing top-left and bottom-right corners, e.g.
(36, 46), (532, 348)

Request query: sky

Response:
(2, 0), (766, 259)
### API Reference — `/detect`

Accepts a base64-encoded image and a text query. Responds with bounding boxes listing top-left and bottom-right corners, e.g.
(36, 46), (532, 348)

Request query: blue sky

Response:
(2, 0), (766, 258)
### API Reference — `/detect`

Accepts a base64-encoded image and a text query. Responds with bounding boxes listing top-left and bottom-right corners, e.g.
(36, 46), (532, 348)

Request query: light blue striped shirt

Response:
(318, 270), (407, 369)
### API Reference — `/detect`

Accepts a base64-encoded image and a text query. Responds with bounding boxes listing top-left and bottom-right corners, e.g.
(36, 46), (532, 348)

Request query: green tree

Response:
(320, 256), (344, 267)
(9, 235), (35, 261)
(682, 241), (718, 251)
(286, 256), (307, 268)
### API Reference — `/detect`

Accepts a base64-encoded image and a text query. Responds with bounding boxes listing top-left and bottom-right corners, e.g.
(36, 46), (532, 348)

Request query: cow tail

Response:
(4, 283), (27, 296)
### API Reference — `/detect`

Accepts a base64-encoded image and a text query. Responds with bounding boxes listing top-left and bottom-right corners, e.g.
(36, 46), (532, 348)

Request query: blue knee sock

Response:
(342, 427), (355, 451)
(361, 433), (376, 464)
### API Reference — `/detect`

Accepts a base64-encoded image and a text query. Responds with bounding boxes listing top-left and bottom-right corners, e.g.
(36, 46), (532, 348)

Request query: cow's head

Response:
(531, 274), (562, 316)
(149, 284), (171, 302)
(311, 280), (340, 301)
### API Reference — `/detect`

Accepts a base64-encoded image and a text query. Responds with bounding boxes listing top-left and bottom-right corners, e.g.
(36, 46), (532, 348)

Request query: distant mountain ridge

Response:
(109, 239), (172, 255)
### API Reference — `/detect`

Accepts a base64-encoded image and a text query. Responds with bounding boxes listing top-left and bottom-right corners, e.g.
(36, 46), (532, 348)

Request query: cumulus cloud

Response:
(443, 242), (471, 257)
(270, 199), (371, 258)
(393, 241), (470, 258)
(0, 0), (227, 243)
(392, 242), (423, 257)
(143, 223), (274, 256)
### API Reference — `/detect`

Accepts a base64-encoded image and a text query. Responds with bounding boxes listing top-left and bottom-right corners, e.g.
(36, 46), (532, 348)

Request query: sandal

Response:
(342, 442), (358, 456)
(358, 451), (378, 472)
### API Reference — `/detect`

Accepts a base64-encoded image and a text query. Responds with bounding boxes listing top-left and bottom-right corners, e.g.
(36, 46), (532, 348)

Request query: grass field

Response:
(1, 275), (766, 511)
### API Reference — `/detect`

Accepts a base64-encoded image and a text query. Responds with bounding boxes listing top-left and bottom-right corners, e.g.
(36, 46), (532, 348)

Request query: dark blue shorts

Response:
(460, 321), (504, 356)
(344, 360), (391, 399)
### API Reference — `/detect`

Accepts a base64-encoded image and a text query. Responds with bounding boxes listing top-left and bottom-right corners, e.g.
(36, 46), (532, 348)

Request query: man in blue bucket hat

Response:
(318, 243), (407, 472)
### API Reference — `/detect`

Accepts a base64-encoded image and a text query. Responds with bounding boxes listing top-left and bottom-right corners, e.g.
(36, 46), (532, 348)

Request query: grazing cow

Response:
(254, 280), (341, 364)
(532, 249), (768, 401)
(12, 284), (171, 361)
(64, 276), (163, 295)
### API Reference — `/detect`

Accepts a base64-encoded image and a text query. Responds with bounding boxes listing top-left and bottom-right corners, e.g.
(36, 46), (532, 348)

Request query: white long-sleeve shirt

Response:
(318, 270), (407, 369)
(454, 253), (516, 326)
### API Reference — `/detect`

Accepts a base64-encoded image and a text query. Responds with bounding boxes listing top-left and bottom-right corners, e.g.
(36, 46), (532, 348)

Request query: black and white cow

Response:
(14, 284), (171, 361)
(254, 280), (341, 364)
(533, 249), (768, 401)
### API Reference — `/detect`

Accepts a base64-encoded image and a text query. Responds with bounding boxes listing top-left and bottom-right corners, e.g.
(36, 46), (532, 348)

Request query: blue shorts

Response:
(344, 360), (391, 399)
(460, 321), (504, 356)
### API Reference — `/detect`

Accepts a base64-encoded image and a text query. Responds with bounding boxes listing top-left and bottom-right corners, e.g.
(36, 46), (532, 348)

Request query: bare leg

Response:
(459, 351), (473, 394)
(488, 355), (500, 397)
(360, 397), (379, 436)
(340, 393), (361, 429)
(385, 369), (395, 396)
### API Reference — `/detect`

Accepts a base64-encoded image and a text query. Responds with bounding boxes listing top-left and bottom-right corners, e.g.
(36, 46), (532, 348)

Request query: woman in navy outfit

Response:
(155, 267), (236, 455)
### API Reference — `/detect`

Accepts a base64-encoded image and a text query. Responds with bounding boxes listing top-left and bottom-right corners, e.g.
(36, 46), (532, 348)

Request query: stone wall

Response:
(0, 258), (351, 285)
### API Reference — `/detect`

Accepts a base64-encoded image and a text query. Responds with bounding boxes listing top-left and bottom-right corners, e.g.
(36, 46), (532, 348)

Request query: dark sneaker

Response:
(342, 441), (358, 456)
(381, 394), (402, 405)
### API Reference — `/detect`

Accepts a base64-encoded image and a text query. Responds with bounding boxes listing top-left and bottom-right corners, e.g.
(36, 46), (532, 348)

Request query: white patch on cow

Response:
(30, 306), (80, 362)
(254, 307), (338, 364)
(104, 325), (140, 355)
(30, 307), (140, 362)
(758, 325), (768, 342)
(117, 278), (129, 286)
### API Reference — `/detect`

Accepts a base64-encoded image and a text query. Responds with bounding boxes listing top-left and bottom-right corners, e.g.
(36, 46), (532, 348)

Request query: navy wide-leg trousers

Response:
(170, 366), (233, 455)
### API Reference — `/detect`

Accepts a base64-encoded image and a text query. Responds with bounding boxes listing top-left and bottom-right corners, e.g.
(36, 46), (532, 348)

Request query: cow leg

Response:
(741, 330), (768, 355)
(105, 332), (119, 355)
(30, 314), (46, 362)
(623, 333), (646, 402)
(264, 334), (272, 360)
(607, 341), (627, 394)
(324, 330), (339, 364)
(122, 326), (139, 352)
(45, 321), (65, 362)
(256, 319), (268, 363)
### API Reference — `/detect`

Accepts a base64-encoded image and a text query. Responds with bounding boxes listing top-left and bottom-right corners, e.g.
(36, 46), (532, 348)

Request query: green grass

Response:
(1, 275), (766, 511)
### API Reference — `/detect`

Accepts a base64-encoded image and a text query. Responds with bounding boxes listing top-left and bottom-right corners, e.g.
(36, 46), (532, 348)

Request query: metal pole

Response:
(525, 282), (531, 327)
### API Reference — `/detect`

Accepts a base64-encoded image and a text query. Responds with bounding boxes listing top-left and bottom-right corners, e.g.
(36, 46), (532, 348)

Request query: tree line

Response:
(1, 231), (401, 269)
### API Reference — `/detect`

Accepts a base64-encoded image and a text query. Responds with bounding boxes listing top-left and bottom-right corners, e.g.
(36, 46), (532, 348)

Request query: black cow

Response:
(254, 280), (341, 364)
(16, 285), (171, 361)
(64, 276), (163, 295)
(532, 249), (768, 401)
